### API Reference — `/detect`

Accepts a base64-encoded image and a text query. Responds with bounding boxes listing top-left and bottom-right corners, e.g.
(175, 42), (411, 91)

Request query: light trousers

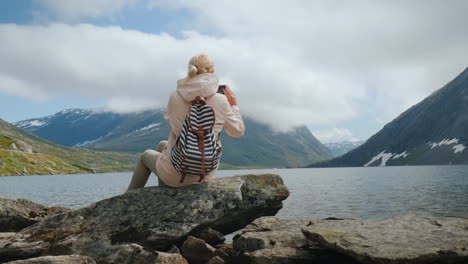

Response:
(126, 141), (167, 191)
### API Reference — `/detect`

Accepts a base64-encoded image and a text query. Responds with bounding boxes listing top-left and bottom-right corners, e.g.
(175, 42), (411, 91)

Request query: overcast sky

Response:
(0, 0), (467, 142)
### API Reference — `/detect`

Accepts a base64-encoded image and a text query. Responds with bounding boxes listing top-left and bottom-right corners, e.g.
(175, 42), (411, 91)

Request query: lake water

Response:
(1, 166), (467, 220)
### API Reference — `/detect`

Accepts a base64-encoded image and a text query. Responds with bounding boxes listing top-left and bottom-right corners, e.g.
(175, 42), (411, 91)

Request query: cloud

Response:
(1, 0), (468, 132)
(38, 0), (137, 19)
(312, 128), (358, 143)
(0, 23), (366, 131)
(154, 0), (468, 120)
(0, 74), (49, 102)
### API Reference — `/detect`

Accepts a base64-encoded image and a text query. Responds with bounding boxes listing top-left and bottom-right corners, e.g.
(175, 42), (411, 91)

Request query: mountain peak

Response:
(313, 67), (468, 167)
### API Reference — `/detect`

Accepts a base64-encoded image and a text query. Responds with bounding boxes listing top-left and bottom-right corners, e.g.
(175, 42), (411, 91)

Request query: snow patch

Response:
(16, 120), (47, 128)
(364, 150), (410, 167)
(83, 113), (95, 120)
(74, 137), (103, 147)
(427, 138), (459, 149)
(364, 151), (395, 167)
(453, 144), (466, 153)
(134, 123), (160, 133)
(392, 151), (409, 159)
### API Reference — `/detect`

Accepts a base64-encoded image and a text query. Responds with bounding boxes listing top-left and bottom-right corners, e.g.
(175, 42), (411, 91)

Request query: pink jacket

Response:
(156, 73), (245, 187)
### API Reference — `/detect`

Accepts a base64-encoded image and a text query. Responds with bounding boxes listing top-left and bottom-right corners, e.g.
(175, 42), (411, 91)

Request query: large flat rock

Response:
(0, 198), (69, 232)
(233, 216), (357, 263)
(302, 215), (468, 264)
(0, 174), (289, 263)
(5, 255), (96, 264)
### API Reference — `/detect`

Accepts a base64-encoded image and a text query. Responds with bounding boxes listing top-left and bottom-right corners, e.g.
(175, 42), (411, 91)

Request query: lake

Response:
(1, 166), (467, 220)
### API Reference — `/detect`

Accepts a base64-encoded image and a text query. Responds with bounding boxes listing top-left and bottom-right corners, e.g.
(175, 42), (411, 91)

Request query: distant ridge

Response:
(324, 140), (363, 157)
(310, 67), (468, 167)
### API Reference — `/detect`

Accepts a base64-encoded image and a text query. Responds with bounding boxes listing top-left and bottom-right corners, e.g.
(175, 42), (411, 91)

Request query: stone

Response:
(207, 255), (225, 264)
(181, 236), (216, 263)
(0, 198), (70, 232)
(0, 174), (289, 263)
(215, 243), (244, 263)
(233, 217), (312, 252)
(192, 227), (225, 246)
(244, 247), (349, 264)
(5, 255), (96, 264)
(155, 252), (188, 264)
(167, 245), (181, 254)
(302, 214), (468, 264)
(0, 233), (16, 239)
(8, 139), (33, 153)
(104, 243), (158, 264)
(233, 216), (356, 263)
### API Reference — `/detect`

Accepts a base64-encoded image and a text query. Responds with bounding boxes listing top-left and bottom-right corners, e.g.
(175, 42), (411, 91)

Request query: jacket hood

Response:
(176, 73), (219, 101)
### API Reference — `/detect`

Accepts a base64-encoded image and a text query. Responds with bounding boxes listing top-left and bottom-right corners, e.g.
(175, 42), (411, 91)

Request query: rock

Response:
(9, 139), (33, 153)
(104, 243), (158, 263)
(155, 252), (188, 264)
(207, 255), (225, 264)
(233, 217), (312, 252)
(215, 243), (244, 263)
(192, 227), (225, 246)
(0, 233), (16, 239)
(181, 236), (216, 263)
(245, 247), (327, 264)
(0, 233), (16, 249)
(5, 255), (96, 263)
(167, 245), (181, 254)
(0, 174), (289, 263)
(0, 198), (70, 232)
(233, 216), (356, 263)
(302, 215), (468, 264)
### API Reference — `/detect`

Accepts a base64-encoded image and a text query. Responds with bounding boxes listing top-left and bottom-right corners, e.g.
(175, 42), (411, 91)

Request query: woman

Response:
(127, 54), (245, 190)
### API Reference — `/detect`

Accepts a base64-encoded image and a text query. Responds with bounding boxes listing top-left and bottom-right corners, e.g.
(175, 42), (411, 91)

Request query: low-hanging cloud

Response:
(0, 23), (366, 131)
(1, 0), (468, 132)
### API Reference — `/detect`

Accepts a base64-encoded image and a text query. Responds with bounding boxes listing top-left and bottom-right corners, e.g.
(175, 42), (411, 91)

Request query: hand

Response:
(224, 86), (237, 106)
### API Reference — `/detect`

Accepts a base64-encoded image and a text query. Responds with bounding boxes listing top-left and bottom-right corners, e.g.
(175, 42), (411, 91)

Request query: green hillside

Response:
(0, 118), (137, 176)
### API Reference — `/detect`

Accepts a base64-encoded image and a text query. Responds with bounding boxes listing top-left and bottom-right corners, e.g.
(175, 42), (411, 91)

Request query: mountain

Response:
(0, 118), (137, 176)
(324, 140), (363, 157)
(15, 109), (332, 167)
(310, 67), (468, 167)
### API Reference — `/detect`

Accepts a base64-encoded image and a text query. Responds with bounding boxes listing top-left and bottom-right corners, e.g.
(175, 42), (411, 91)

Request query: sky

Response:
(0, 0), (467, 143)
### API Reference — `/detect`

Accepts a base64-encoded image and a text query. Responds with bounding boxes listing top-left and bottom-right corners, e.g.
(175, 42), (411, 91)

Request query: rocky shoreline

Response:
(1, 174), (467, 264)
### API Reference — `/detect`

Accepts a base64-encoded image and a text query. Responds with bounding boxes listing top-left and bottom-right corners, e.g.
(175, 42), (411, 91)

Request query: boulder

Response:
(233, 217), (312, 252)
(154, 252), (187, 264)
(181, 236), (216, 263)
(8, 139), (33, 153)
(214, 243), (244, 264)
(207, 256), (225, 264)
(233, 216), (357, 263)
(302, 214), (468, 264)
(192, 227), (225, 246)
(0, 198), (70, 232)
(0, 174), (289, 263)
(5, 255), (96, 264)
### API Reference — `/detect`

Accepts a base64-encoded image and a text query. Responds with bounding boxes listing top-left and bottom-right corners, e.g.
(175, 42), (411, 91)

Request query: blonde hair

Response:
(187, 54), (215, 78)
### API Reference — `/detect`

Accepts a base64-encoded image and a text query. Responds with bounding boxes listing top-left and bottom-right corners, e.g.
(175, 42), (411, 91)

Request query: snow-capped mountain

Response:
(15, 109), (332, 167)
(324, 140), (363, 157)
(311, 67), (468, 167)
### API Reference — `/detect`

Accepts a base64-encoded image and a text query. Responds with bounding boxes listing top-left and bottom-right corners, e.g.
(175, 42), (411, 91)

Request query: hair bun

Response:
(186, 54), (214, 78)
(188, 64), (198, 77)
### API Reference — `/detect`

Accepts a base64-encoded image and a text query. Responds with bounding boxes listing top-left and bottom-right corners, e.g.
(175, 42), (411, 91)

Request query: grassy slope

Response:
(0, 119), (137, 176)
